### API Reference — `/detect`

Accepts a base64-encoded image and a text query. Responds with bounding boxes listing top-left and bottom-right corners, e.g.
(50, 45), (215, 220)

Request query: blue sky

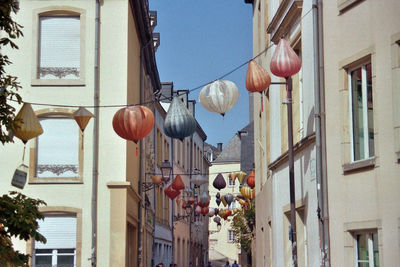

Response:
(149, 0), (253, 147)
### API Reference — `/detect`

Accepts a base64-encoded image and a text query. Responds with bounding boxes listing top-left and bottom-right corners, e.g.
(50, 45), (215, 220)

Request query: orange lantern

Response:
(112, 105), (154, 143)
(152, 175), (163, 184)
(171, 174), (185, 191)
(247, 170), (255, 188)
(246, 60), (271, 93)
(73, 107), (94, 132)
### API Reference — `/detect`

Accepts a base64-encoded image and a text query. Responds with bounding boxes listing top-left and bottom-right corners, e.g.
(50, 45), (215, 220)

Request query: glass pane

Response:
(358, 263), (370, 267)
(36, 118), (79, 178)
(57, 255), (74, 266)
(39, 16), (80, 79)
(35, 255), (52, 266)
(357, 234), (369, 261)
(351, 68), (364, 160)
(372, 233), (379, 267)
(366, 63), (374, 157)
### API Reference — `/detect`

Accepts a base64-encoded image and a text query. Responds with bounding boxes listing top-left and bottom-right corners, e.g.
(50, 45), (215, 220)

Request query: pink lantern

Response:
(270, 38), (301, 78)
(195, 205), (202, 214)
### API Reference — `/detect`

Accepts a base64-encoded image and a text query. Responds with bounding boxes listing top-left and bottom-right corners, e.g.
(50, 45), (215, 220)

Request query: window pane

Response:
(57, 255), (74, 266)
(366, 63), (374, 157)
(39, 16), (80, 79)
(351, 68), (365, 160)
(372, 233), (379, 267)
(37, 118), (79, 178)
(35, 255), (52, 266)
(357, 234), (369, 261)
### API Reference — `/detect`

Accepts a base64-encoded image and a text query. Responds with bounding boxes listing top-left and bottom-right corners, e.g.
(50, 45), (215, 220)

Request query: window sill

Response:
(29, 177), (83, 184)
(342, 157), (375, 174)
(31, 79), (85, 87)
(338, 0), (365, 14)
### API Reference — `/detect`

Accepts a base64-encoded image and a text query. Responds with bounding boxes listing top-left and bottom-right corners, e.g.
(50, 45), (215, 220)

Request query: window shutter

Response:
(39, 16), (80, 79)
(36, 216), (77, 249)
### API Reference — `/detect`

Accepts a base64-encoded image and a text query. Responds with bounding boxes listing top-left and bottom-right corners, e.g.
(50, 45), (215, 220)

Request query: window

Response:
(355, 232), (379, 267)
(228, 177), (235, 187)
(35, 117), (80, 179)
(34, 216), (77, 267)
(349, 63), (374, 161)
(228, 230), (235, 242)
(38, 16), (80, 80)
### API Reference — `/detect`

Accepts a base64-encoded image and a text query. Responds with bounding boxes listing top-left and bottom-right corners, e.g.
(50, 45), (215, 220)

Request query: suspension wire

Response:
(8, 8), (312, 109)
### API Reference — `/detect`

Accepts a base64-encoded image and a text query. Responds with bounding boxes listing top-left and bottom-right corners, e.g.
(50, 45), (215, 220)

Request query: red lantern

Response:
(164, 185), (180, 200)
(225, 209), (232, 217)
(201, 207), (209, 216)
(171, 174), (185, 191)
(181, 201), (187, 209)
(112, 105), (154, 144)
(247, 170), (255, 188)
(199, 201), (210, 208)
(270, 38), (301, 78)
(246, 60), (271, 93)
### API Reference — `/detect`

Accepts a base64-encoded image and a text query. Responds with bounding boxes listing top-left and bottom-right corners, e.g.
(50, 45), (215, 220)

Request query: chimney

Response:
(217, 143), (223, 151)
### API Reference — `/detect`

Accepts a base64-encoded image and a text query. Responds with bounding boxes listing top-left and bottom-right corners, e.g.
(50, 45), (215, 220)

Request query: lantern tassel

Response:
(21, 144), (26, 164)
(81, 131), (84, 150)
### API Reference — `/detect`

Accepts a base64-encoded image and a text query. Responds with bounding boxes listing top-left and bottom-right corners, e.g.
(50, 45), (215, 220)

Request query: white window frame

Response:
(348, 63), (373, 162)
(354, 232), (378, 267)
(228, 230), (235, 242)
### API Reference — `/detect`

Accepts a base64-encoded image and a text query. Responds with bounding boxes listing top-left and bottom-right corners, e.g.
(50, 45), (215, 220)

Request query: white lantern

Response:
(191, 175), (208, 187)
(199, 80), (239, 116)
(199, 191), (210, 203)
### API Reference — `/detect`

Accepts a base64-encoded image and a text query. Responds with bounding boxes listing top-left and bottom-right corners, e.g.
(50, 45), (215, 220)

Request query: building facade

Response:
(1, 0), (160, 266)
(208, 136), (242, 266)
(323, 0), (400, 266)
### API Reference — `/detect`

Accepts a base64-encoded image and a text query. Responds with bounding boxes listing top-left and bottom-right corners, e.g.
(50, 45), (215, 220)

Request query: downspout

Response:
(152, 105), (156, 267)
(171, 137), (174, 265)
(312, 0), (330, 266)
(91, 1), (100, 266)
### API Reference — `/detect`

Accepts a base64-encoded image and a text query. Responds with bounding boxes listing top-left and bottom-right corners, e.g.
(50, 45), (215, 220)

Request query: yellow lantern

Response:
(235, 171), (247, 185)
(240, 185), (252, 200)
(14, 103), (43, 144)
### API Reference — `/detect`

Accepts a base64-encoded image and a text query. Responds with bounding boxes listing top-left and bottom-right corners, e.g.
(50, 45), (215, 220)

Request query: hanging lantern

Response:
(216, 198), (221, 206)
(270, 38), (302, 78)
(240, 185), (252, 200)
(14, 103), (43, 144)
(188, 196), (195, 204)
(247, 170), (255, 188)
(171, 174), (185, 191)
(251, 188), (256, 199)
(199, 80), (239, 116)
(181, 201), (187, 209)
(220, 195), (227, 207)
(225, 209), (232, 217)
(218, 209), (226, 218)
(213, 173), (226, 191)
(237, 198), (246, 206)
(199, 191), (210, 203)
(224, 193), (234, 206)
(214, 208), (219, 215)
(195, 205), (202, 214)
(164, 185), (180, 200)
(208, 209), (215, 217)
(112, 105), (154, 143)
(228, 172), (236, 184)
(246, 60), (271, 93)
(236, 171), (247, 185)
(213, 216), (221, 224)
(73, 107), (94, 132)
(198, 201), (210, 208)
(152, 175), (163, 184)
(164, 96), (196, 141)
(200, 207), (209, 216)
(191, 175), (208, 187)
(216, 192), (220, 199)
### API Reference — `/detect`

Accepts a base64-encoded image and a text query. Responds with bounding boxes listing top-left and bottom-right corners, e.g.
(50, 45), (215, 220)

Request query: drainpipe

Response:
(91, 1), (100, 266)
(151, 99), (157, 267)
(171, 136), (175, 265)
(312, 0), (330, 266)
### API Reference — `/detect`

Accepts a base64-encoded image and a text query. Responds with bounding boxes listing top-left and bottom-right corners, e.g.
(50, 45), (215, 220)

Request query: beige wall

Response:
(0, 0), (150, 266)
(208, 162), (241, 263)
(324, 0), (400, 266)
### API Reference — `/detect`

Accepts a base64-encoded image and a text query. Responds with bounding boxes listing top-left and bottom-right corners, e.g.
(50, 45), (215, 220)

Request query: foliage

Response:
(231, 199), (255, 252)
(0, 191), (46, 266)
(0, 0), (23, 144)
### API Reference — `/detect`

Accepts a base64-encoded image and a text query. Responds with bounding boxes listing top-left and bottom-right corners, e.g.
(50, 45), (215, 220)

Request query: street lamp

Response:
(160, 160), (172, 182)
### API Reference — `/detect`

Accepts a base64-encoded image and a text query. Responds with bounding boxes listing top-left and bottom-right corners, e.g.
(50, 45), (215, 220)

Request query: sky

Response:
(149, 0), (253, 148)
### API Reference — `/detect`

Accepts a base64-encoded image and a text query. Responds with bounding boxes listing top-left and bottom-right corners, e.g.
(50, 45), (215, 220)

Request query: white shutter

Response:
(39, 16), (80, 79)
(36, 216), (77, 249)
